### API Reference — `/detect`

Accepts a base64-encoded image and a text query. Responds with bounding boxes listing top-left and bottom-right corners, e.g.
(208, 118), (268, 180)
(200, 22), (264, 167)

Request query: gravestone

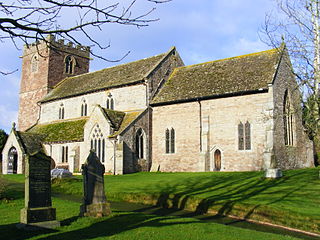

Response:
(19, 152), (60, 229)
(265, 155), (283, 178)
(80, 151), (111, 217)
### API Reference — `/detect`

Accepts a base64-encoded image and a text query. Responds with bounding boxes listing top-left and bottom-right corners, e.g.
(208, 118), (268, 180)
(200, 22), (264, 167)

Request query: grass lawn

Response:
(0, 167), (319, 239)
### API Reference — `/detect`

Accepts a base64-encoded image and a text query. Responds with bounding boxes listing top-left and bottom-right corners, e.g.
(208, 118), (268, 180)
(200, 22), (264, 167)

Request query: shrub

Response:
(0, 175), (7, 199)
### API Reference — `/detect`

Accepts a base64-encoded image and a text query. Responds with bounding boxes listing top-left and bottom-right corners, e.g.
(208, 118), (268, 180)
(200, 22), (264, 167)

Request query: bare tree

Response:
(261, 0), (320, 164)
(0, 0), (170, 74)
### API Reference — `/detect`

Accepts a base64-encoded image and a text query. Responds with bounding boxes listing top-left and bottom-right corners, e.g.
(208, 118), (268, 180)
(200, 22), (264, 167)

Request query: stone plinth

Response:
(265, 168), (283, 178)
(19, 152), (60, 229)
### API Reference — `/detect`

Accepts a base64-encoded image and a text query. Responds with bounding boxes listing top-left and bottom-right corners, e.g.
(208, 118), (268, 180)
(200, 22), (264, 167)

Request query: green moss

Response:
(27, 119), (87, 143)
(152, 48), (281, 104)
(110, 111), (143, 137)
(101, 108), (126, 130)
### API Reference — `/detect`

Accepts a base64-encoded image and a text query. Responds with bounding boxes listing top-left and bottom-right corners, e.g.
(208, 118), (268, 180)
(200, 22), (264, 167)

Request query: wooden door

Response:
(214, 149), (221, 171)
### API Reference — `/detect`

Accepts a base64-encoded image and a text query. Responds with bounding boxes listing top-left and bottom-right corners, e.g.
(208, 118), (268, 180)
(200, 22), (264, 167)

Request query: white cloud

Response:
(226, 38), (269, 57)
(0, 105), (18, 132)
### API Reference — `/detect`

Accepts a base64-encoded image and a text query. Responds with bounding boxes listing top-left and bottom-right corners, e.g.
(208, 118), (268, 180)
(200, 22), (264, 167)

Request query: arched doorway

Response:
(214, 149), (221, 171)
(8, 147), (18, 174)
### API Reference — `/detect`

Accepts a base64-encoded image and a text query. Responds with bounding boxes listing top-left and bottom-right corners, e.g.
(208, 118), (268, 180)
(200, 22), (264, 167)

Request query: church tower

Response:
(18, 35), (90, 131)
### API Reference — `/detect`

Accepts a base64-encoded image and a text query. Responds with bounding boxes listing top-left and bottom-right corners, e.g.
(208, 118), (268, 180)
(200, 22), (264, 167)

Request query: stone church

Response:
(1, 36), (314, 174)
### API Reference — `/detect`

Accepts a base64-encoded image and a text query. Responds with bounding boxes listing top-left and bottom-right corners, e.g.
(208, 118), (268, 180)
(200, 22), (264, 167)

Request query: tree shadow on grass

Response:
(147, 170), (319, 234)
(35, 212), (200, 240)
(0, 223), (57, 240)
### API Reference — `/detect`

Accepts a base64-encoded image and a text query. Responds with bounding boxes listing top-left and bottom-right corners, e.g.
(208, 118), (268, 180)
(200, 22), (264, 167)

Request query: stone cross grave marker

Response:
(80, 151), (111, 217)
(19, 152), (60, 229)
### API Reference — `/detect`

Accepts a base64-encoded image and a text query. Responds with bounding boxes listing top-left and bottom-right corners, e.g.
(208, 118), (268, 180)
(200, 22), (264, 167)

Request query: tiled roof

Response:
(101, 108), (126, 131)
(151, 48), (281, 105)
(41, 48), (174, 103)
(27, 118), (87, 143)
(111, 110), (144, 137)
(100, 107), (144, 137)
(17, 131), (46, 155)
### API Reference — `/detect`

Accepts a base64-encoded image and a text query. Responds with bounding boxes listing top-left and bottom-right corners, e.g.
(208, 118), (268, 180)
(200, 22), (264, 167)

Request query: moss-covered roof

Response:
(27, 118), (87, 143)
(101, 108), (126, 130)
(152, 48), (281, 105)
(17, 131), (46, 155)
(110, 110), (144, 137)
(41, 50), (171, 103)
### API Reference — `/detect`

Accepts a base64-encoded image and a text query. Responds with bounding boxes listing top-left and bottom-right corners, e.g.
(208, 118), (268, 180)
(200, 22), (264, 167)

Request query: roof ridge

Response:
(52, 51), (169, 90)
(176, 48), (279, 71)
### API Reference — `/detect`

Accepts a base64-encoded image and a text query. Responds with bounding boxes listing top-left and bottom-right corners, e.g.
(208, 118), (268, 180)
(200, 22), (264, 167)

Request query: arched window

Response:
(65, 55), (75, 74)
(165, 128), (175, 153)
(31, 55), (38, 72)
(238, 121), (251, 150)
(135, 128), (146, 159)
(90, 124), (105, 162)
(284, 90), (295, 146)
(8, 147), (18, 174)
(61, 146), (68, 163)
(238, 122), (244, 150)
(106, 97), (115, 110)
(59, 104), (65, 119)
(81, 99), (88, 116)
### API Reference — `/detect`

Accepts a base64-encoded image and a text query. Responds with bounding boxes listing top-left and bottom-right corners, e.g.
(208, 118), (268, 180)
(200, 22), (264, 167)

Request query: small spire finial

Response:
(12, 122), (16, 130)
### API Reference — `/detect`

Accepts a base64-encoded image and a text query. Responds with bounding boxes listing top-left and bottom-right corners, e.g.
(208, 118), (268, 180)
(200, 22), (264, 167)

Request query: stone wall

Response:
(272, 53), (314, 169)
(147, 48), (184, 102)
(121, 109), (150, 173)
(18, 37), (90, 131)
(40, 84), (147, 123)
(152, 92), (273, 172)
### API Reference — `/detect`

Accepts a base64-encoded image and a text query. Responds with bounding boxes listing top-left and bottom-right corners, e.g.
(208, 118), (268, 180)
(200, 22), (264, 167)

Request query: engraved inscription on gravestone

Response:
(19, 152), (60, 229)
(29, 158), (51, 208)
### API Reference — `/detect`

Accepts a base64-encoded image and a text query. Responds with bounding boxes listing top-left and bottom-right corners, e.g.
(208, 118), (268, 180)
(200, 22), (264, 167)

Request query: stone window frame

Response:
(61, 145), (68, 163)
(64, 55), (76, 74)
(31, 54), (39, 73)
(59, 103), (65, 120)
(135, 128), (146, 159)
(90, 124), (105, 163)
(283, 90), (296, 146)
(238, 121), (251, 151)
(165, 128), (175, 154)
(106, 96), (115, 110)
(81, 99), (88, 116)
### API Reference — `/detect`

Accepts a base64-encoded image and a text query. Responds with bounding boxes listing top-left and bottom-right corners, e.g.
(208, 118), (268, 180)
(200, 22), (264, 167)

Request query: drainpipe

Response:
(198, 100), (202, 152)
(113, 138), (117, 175)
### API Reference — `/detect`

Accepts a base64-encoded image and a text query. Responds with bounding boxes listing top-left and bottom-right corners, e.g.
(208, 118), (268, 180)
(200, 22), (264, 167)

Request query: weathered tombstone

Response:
(80, 151), (111, 217)
(19, 152), (60, 229)
(265, 155), (283, 178)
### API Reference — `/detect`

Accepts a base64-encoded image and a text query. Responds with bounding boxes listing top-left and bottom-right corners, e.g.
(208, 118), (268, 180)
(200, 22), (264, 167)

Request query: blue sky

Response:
(0, 0), (276, 133)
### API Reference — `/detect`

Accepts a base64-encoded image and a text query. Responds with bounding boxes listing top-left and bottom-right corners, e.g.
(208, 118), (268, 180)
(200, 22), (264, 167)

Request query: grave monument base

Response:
(80, 202), (111, 217)
(20, 207), (60, 229)
(265, 168), (283, 178)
